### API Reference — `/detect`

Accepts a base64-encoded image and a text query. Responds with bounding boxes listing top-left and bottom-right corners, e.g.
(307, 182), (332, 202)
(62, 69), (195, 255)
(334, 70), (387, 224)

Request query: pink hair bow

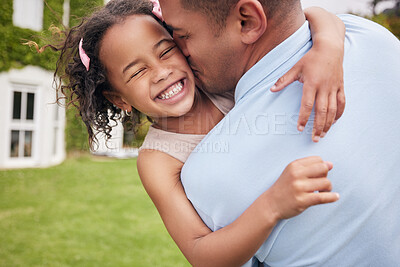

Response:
(150, 0), (163, 21)
(79, 38), (90, 71)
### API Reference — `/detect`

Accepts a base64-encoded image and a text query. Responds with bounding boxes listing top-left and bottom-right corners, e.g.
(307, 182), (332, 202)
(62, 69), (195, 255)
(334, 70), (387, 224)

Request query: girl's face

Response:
(99, 15), (196, 119)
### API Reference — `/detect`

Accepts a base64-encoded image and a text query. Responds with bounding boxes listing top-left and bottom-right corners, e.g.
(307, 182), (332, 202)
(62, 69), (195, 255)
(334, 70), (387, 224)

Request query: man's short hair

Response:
(180, 0), (299, 30)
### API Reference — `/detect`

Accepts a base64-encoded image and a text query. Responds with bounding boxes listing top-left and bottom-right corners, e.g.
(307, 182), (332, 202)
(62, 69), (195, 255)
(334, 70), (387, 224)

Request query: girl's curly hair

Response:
(51, 0), (159, 150)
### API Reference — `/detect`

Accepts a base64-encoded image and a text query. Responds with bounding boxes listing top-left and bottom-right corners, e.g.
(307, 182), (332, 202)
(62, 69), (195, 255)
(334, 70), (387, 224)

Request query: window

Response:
(26, 93), (35, 120)
(13, 0), (44, 31)
(10, 130), (19, 158)
(10, 130), (33, 158)
(9, 84), (37, 159)
(12, 92), (22, 119)
(24, 131), (33, 157)
(12, 90), (35, 121)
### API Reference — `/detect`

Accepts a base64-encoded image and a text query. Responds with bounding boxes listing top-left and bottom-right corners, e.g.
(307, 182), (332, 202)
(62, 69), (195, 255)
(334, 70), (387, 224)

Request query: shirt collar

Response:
(235, 21), (311, 102)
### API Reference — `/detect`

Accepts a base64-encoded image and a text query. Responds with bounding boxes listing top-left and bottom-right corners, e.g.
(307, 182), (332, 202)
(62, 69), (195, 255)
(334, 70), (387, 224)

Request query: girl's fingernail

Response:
(271, 85), (277, 91)
(298, 125), (305, 132)
(325, 161), (333, 169)
(321, 132), (326, 138)
(313, 136), (320, 142)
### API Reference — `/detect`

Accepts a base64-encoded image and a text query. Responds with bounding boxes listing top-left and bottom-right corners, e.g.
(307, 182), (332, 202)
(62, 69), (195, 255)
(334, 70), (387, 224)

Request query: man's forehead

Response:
(159, 0), (204, 27)
(159, 0), (183, 16)
(159, 0), (181, 8)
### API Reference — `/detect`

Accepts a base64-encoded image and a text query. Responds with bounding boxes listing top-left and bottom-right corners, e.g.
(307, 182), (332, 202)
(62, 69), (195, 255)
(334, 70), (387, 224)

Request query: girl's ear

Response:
(234, 0), (267, 44)
(102, 91), (132, 112)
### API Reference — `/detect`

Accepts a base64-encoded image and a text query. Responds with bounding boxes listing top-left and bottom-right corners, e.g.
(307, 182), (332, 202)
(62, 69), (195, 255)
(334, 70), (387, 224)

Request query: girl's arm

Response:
(138, 150), (338, 267)
(272, 7), (346, 142)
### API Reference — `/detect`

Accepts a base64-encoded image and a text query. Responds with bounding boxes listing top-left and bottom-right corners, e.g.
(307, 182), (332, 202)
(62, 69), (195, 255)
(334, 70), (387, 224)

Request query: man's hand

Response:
(267, 156), (339, 220)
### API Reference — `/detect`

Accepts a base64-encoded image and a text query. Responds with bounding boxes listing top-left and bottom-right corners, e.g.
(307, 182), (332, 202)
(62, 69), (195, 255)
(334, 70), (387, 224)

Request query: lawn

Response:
(0, 155), (189, 267)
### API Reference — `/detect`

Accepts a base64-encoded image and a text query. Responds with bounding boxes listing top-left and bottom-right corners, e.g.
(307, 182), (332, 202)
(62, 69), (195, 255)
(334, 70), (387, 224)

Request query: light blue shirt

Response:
(181, 15), (400, 266)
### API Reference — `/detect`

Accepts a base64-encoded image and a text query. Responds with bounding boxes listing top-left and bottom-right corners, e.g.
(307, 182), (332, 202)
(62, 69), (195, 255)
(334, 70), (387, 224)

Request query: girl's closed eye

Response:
(128, 68), (146, 83)
(160, 45), (177, 58)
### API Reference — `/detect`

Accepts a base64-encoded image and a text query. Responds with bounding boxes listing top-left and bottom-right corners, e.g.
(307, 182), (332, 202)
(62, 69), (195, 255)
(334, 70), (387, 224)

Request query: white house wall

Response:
(0, 66), (66, 169)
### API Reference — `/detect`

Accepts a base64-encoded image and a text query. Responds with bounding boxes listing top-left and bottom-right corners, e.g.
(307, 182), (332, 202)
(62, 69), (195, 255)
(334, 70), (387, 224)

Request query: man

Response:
(159, 0), (400, 266)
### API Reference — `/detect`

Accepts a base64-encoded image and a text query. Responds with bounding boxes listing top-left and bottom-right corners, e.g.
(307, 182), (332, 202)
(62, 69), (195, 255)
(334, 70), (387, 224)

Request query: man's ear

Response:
(234, 0), (267, 44)
(102, 90), (132, 112)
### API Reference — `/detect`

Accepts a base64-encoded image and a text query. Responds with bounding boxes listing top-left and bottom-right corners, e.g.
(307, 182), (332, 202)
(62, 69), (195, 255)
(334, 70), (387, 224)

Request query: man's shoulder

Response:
(340, 14), (399, 44)
(338, 14), (378, 29)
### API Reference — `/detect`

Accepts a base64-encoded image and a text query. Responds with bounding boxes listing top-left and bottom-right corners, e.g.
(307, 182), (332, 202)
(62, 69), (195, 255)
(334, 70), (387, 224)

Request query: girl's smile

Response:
(154, 78), (188, 104)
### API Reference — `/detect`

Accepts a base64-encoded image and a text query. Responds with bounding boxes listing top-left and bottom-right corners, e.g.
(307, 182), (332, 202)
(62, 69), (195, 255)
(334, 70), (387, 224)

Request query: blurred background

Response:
(0, 0), (399, 266)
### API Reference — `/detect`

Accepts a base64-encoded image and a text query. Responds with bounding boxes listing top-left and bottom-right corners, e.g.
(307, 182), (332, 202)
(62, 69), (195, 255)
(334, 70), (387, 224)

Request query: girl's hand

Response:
(271, 7), (346, 143)
(267, 156), (339, 220)
(271, 43), (345, 142)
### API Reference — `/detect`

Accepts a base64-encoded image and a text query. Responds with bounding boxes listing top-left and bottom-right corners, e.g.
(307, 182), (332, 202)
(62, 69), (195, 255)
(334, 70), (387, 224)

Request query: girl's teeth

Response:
(158, 81), (183, 100)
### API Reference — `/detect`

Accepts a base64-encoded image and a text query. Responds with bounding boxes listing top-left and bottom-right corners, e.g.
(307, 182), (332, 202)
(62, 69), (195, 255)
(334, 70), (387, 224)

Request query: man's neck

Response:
(243, 11), (306, 74)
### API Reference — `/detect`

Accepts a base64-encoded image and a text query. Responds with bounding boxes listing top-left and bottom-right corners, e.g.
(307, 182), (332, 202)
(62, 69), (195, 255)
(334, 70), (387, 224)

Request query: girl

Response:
(52, 0), (344, 265)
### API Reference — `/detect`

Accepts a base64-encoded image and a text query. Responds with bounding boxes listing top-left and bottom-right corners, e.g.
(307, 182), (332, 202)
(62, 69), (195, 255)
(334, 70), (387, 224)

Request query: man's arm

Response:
(271, 7), (346, 142)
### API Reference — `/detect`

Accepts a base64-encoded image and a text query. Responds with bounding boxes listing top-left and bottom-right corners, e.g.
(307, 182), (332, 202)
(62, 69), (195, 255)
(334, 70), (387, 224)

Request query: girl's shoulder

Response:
(137, 147), (183, 176)
(139, 126), (205, 164)
(203, 89), (235, 116)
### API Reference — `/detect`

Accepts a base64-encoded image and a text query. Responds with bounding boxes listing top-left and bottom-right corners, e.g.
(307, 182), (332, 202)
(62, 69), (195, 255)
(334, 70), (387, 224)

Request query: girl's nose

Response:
(153, 64), (173, 83)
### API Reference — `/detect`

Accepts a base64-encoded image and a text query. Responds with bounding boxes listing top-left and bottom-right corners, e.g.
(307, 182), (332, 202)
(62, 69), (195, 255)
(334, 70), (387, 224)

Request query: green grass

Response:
(0, 155), (189, 267)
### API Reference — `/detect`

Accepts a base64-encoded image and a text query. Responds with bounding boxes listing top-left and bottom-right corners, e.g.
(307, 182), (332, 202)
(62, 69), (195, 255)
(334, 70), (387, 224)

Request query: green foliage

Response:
(0, 26), (58, 71)
(371, 13), (392, 29)
(386, 15), (400, 37)
(0, 0), (13, 24)
(371, 13), (400, 38)
(0, 0), (104, 73)
(65, 107), (90, 151)
(70, 0), (104, 26)
(0, 0), (59, 72)
(0, 156), (189, 266)
(133, 120), (151, 147)
(43, 0), (64, 30)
